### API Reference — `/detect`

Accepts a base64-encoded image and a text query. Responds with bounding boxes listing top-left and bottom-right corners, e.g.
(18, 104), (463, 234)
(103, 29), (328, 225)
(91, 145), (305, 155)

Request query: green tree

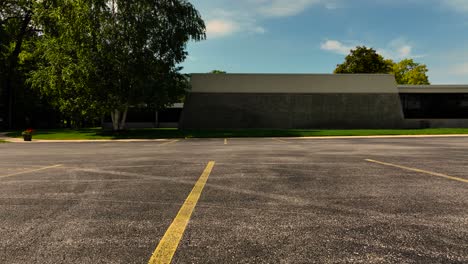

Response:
(209, 70), (226, 74)
(334, 46), (431, 85)
(0, 0), (35, 129)
(31, 0), (205, 130)
(392, 59), (430, 85)
(334, 46), (393, 74)
(29, 0), (103, 128)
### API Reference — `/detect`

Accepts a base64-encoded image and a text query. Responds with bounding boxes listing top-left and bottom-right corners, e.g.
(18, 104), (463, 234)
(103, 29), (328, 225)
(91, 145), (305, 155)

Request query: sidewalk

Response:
(1, 132), (468, 143)
(0, 132), (171, 143)
(0, 132), (21, 143)
(290, 134), (468, 140)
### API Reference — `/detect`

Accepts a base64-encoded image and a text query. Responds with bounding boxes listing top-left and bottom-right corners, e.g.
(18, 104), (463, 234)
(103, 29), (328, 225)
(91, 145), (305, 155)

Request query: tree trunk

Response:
(155, 110), (159, 128)
(110, 106), (128, 131)
(111, 109), (120, 131)
(119, 106), (128, 130)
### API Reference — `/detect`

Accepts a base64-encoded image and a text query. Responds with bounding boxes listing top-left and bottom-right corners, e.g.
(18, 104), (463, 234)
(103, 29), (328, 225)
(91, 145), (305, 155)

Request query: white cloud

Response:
(205, 18), (266, 39)
(203, 8), (268, 39)
(200, 0), (468, 40)
(420, 49), (468, 83)
(321, 38), (425, 60)
(186, 55), (198, 62)
(397, 45), (412, 57)
(378, 38), (425, 60)
(452, 63), (468, 75)
(376, 47), (411, 60)
(252, 26), (267, 34)
(206, 19), (239, 38)
(257, 0), (322, 17)
(200, 0), (338, 39)
(320, 40), (355, 55)
(324, 2), (340, 10)
(444, 0), (468, 12)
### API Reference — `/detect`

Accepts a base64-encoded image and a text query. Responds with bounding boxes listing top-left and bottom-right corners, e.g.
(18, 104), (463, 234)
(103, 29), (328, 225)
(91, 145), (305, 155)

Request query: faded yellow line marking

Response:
(159, 140), (179, 146)
(365, 159), (468, 183)
(148, 161), (216, 264)
(0, 165), (63, 179)
(224, 138), (228, 145)
(272, 138), (290, 144)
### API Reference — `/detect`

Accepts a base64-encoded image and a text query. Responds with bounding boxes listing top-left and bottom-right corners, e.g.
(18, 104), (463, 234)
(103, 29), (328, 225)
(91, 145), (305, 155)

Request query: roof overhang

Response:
(398, 85), (468, 93)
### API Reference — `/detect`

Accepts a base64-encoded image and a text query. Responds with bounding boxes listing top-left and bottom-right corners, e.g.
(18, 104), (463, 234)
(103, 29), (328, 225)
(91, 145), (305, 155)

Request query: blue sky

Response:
(181, 0), (468, 84)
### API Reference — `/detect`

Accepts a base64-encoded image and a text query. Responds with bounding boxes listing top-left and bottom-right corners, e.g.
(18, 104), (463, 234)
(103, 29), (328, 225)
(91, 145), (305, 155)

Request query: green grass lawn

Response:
(0, 140), (7, 143)
(4, 128), (468, 140)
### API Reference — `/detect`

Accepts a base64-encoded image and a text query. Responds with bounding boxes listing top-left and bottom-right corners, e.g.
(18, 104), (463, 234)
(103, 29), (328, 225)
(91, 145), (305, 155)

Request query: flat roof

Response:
(191, 74), (398, 94)
(190, 74), (468, 94)
(398, 85), (468, 93)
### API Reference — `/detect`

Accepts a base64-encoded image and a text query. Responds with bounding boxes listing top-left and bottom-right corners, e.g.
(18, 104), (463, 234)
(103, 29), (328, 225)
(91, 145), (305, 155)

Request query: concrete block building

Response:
(180, 74), (468, 129)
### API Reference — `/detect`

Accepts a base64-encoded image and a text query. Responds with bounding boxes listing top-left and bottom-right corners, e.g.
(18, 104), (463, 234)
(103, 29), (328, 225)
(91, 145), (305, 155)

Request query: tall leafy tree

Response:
(334, 46), (430, 85)
(31, 0), (205, 130)
(0, 0), (35, 129)
(31, 0), (106, 127)
(334, 46), (392, 74)
(392, 59), (430, 85)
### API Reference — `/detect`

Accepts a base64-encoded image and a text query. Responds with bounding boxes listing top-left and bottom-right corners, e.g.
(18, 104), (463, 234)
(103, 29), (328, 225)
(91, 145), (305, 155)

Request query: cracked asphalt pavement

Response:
(0, 137), (467, 263)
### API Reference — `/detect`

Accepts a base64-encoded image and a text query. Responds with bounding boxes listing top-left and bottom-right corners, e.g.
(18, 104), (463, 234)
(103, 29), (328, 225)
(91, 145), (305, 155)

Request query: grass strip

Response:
(5, 128), (468, 140)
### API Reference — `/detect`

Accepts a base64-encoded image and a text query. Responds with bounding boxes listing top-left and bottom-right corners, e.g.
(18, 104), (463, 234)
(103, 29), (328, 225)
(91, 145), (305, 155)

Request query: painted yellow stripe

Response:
(159, 140), (179, 146)
(365, 159), (468, 183)
(0, 164), (63, 179)
(148, 161), (216, 264)
(224, 138), (228, 145)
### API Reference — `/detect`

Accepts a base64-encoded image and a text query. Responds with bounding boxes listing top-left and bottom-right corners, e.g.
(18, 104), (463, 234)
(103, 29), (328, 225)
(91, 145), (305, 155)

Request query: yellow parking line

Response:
(159, 140), (179, 146)
(224, 138), (228, 145)
(0, 164), (63, 179)
(365, 159), (468, 183)
(148, 161), (216, 264)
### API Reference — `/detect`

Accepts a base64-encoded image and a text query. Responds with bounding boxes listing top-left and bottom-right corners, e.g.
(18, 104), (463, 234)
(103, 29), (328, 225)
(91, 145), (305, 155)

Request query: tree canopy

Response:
(334, 46), (392, 74)
(0, 0), (36, 129)
(334, 46), (430, 85)
(28, 0), (205, 130)
(209, 70), (227, 74)
(392, 59), (430, 85)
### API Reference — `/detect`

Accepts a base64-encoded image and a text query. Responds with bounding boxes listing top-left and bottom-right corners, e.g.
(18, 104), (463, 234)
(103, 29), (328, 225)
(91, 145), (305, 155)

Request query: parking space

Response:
(0, 137), (467, 263)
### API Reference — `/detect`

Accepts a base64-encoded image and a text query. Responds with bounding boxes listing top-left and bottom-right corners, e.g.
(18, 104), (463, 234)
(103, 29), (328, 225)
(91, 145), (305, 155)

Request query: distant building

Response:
(179, 74), (468, 129)
(398, 85), (468, 128)
(101, 103), (183, 129)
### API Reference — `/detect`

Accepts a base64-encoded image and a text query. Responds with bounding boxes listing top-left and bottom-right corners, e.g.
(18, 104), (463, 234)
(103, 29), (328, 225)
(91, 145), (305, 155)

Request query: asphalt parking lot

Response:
(0, 137), (467, 263)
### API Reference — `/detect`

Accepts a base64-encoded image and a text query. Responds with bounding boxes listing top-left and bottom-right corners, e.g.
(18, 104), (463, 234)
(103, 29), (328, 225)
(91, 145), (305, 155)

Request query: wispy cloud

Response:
(204, 8), (267, 39)
(186, 55), (198, 62)
(377, 46), (413, 60)
(443, 0), (468, 12)
(206, 19), (239, 38)
(202, 0), (338, 39)
(452, 63), (468, 75)
(320, 38), (425, 60)
(429, 62), (468, 84)
(320, 40), (355, 55)
(378, 39), (426, 60)
(256, 0), (332, 17)
(201, 0), (468, 39)
(420, 48), (468, 83)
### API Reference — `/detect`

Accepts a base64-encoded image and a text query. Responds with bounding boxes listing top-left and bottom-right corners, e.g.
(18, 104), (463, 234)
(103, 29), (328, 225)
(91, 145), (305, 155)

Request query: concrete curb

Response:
(0, 134), (172, 143)
(1, 139), (173, 143)
(286, 134), (468, 140)
(1, 133), (468, 143)
(0, 132), (16, 143)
